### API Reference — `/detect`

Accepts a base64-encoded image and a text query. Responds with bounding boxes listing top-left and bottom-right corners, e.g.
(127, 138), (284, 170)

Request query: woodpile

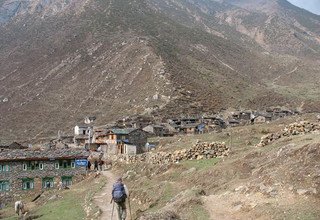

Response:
(256, 121), (320, 147)
(115, 142), (229, 164)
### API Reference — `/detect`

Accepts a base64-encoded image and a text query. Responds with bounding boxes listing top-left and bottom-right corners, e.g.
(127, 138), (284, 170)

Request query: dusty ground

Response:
(93, 171), (117, 220)
(93, 171), (134, 220)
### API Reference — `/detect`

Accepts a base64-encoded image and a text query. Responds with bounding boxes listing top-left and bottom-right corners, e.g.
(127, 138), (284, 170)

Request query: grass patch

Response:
(187, 204), (210, 220)
(180, 158), (220, 170)
(293, 212), (320, 220)
(33, 191), (86, 220)
(1, 175), (107, 220)
(162, 183), (175, 203)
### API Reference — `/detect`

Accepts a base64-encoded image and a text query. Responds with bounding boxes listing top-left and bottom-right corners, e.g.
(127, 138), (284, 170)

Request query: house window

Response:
(61, 176), (73, 187)
(22, 178), (34, 190)
(0, 164), (9, 172)
(0, 181), (10, 192)
(42, 177), (54, 189)
(22, 161), (43, 170)
(71, 162), (75, 168)
(55, 162), (59, 169)
(63, 160), (70, 169)
(58, 160), (74, 169)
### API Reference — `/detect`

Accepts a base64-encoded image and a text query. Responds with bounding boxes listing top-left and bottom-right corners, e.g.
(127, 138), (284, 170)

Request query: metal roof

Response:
(108, 128), (138, 135)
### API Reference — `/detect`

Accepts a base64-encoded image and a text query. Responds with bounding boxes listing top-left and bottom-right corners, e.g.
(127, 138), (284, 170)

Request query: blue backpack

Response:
(112, 182), (127, 203)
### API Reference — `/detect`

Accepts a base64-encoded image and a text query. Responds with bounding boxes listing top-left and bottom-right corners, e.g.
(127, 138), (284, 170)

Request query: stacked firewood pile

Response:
(256, 121), (320, 147)
(115, 142), (229, 164)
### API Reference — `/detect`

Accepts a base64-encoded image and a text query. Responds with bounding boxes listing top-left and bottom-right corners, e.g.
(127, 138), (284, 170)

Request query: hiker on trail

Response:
(112, 177), (129, 220)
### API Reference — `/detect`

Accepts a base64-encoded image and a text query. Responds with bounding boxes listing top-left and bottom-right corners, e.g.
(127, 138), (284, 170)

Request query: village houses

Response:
(86, 127), (148, 155)
(105, 128), (148, 155)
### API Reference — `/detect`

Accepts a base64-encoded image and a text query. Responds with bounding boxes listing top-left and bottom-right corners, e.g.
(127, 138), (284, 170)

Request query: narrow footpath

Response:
(93, 171), (117, 220)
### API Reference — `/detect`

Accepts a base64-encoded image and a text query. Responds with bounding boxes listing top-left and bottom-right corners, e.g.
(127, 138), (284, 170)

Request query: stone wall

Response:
(256, 121), (320, 147)
(113, 142), (229, 164)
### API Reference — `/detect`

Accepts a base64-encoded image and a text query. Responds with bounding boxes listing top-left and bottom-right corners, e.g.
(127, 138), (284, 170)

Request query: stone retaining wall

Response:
(256, 121), (320, 147)
(113, 142), (229, 164)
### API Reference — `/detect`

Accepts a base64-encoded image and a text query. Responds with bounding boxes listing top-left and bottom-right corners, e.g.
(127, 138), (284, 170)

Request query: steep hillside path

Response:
(93, 171), (117, 220)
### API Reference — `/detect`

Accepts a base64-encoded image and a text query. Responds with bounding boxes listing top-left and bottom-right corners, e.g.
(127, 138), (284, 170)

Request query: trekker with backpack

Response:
(112, 177), (129, 220)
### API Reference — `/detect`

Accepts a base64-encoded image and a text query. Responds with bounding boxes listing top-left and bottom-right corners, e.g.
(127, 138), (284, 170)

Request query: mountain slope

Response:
(0, 0), (320, 142)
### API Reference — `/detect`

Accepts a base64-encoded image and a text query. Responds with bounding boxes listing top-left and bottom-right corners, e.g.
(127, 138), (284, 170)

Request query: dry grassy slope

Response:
(0, 0), (320, 142)
(119, 115), (320, 220)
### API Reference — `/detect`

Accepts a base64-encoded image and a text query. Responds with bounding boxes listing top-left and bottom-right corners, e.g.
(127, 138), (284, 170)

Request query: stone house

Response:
(232, 111), (253, 122)
(202, 117), (227, 131)
(179, 123), (205, 135)
(228, 119), (240, 127)
(161, 123), (177, 136)
(0, 148), (89, 206)
(92, 126), (111, 144)
(122, 143), (137, 155)
(74, 135), (88, 146)
(143, 125), (165, 137)
(105, 128), (148, 154)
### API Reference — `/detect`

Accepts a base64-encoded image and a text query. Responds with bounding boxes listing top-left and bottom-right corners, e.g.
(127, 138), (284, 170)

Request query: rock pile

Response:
(256, 133), (282, 148)
(283, 121), (320, 136)
(115, 142), (229, 164)
(256, 121), (320, 147)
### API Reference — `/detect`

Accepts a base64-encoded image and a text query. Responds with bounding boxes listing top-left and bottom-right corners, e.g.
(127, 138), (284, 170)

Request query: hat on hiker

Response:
(116, 176), (123, 182)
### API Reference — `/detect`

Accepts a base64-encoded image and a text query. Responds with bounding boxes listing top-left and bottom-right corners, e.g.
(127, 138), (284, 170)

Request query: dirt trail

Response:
(93, 171), (117, 220)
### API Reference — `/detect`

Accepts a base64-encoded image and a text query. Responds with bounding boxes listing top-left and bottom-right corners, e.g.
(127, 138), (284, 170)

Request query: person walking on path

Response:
(111, 177), (129, 220)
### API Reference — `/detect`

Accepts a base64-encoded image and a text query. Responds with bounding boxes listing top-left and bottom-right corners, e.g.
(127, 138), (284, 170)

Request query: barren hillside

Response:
(0, 0), (320, 142)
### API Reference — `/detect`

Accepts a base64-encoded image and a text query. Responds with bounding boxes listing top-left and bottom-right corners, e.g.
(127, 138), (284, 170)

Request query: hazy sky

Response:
(287, 0), (320, 15)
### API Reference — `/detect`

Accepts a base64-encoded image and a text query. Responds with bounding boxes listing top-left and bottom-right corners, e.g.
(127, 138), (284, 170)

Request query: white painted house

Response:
(74, 125), (92, 136)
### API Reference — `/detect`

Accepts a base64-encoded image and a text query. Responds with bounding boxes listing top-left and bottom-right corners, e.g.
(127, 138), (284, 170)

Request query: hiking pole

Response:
(111, 198), (115, 220)
(128, 197), (133, 220)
